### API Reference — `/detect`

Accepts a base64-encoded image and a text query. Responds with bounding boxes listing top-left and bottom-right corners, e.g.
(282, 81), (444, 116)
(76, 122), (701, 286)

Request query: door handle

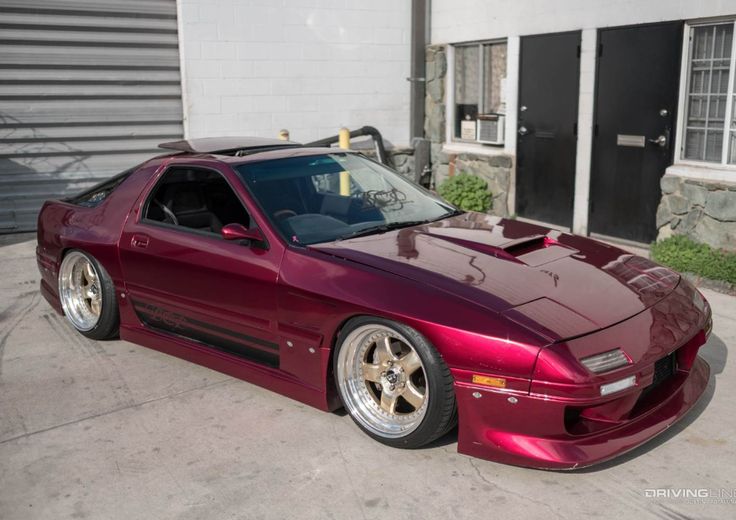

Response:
(648, 135), (667, 147)
(131, 235), (149, 248)
(518, 126), (529, 136)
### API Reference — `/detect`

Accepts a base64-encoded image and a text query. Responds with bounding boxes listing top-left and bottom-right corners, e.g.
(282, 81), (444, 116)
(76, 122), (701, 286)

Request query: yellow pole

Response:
(278, 129), (290, 141)
(338, 127), (350, 149)
(338, 127), (350, 196)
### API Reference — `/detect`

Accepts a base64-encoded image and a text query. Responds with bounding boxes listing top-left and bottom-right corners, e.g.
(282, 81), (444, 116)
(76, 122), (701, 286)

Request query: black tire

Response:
(334, 316), (457, 449)
(59, 250), (120, 340)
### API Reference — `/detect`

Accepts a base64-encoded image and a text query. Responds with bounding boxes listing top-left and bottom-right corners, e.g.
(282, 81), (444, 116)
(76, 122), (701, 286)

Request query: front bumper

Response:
(453, 275), (712, 470)
(455, 354), (709, 469)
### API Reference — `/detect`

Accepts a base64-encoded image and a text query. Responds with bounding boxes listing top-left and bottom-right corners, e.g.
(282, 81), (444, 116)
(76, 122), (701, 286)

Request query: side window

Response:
(144, 167), (250, 234)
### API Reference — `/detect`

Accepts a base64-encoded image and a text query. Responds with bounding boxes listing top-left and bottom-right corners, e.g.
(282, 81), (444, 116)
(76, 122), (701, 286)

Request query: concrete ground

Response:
(1, 237), (734, 520)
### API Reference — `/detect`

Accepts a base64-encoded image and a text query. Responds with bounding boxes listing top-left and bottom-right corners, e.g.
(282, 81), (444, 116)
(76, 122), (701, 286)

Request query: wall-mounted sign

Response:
(460, 120), (477, 140)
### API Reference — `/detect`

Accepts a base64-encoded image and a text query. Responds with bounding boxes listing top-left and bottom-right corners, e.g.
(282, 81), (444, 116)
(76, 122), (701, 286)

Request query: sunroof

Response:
(158, 136), (301, 155)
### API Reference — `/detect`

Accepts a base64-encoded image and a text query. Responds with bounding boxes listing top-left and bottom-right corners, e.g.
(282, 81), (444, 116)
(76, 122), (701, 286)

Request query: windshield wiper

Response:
(440, 208), (464, 218)
(336, 220), (428, 241)
(336, 210), (462, 241)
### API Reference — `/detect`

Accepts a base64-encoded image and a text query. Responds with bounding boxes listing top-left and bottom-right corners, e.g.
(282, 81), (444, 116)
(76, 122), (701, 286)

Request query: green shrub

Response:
(437, 173), (492, 212)
(651, 235), (736, 284)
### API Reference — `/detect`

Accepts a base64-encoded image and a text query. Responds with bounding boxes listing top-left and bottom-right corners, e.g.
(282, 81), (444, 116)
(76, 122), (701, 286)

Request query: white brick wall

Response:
(178, 0), (412, 146)
(431, 0), (736, 44)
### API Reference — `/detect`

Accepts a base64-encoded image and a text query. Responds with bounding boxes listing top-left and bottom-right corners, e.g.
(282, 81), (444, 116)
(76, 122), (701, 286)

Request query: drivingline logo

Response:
(644, 488), (736, 504)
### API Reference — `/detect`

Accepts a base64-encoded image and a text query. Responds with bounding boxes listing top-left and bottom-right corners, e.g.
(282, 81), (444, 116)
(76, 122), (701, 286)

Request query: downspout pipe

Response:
(409, 0), (429, 140)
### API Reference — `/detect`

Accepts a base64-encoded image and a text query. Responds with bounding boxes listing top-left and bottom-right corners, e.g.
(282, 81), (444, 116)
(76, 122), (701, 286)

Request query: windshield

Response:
(236, 153), (457, 245)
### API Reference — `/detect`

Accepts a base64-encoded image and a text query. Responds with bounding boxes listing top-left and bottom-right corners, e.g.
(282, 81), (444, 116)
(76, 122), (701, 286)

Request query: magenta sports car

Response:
(36, 137), (712, 469)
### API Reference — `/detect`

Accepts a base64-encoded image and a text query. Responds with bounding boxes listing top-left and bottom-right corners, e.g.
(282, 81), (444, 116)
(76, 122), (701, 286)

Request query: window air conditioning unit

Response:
(476, 114), (505, 145)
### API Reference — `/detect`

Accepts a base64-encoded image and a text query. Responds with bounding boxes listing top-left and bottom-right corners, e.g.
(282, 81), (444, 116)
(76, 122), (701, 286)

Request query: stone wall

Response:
(387, 148), (415, 179)
(425, 45), (446, 145)
(425, 45), (447, 185)
(433, 152), (512, 216)
(657, 174), (736, 250)
(422, 44), (513, 217)
(361, 148), (415, 180)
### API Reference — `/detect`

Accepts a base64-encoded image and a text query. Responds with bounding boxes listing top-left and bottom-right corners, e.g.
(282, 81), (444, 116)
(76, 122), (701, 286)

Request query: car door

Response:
(118, 162), (283, 368)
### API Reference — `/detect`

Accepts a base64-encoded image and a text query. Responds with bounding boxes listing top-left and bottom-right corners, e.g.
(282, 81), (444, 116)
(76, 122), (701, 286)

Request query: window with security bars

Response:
(682, 22), (736, 164)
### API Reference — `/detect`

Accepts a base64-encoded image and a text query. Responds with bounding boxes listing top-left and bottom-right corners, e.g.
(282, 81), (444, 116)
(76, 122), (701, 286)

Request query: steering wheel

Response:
(155, 200), (179, 225)
(273, 209), (297, 220)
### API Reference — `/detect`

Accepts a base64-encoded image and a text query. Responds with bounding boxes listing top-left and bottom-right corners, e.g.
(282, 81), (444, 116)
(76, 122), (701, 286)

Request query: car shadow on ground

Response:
(570, 333), (728, 473)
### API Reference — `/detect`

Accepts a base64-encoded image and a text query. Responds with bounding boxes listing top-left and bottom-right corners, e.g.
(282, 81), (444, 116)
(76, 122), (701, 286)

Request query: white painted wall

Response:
(434, 0), (736, 236)
(178, 0), (411, 146)
(432, 0), (736, 44)
(572, 29), (597, 236)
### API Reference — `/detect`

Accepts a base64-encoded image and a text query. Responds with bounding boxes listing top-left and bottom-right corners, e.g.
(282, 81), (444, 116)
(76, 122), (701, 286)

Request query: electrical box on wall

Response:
(476, 114), (505, 145)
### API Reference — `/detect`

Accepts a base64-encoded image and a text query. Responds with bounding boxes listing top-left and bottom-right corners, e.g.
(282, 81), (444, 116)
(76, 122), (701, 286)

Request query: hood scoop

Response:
(500, 234), (548, 254)
(424, 231), (579, 267)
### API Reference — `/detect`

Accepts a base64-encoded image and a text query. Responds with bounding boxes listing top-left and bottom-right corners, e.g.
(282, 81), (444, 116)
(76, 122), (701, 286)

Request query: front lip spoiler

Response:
(454, 356), (710, 470)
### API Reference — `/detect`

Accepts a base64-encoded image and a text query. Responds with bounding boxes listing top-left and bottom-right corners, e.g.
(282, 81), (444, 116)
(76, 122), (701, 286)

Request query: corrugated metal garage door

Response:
(0, 0), (184, 233)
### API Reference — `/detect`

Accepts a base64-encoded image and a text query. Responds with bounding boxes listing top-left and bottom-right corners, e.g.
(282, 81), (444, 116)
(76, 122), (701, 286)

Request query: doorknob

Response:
(648, 135), (667, 147)
(518, 126), (529, 136)
(131, 235), (149, 248)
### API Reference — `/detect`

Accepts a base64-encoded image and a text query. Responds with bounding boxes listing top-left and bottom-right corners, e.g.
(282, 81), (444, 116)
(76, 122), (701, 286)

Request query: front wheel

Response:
(334, 317), (456, 448)
(58, 250), (119, 340)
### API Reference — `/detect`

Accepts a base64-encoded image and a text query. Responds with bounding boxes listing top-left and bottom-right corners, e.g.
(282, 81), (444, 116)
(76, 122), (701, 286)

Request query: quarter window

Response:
(682, 22), (736, 164)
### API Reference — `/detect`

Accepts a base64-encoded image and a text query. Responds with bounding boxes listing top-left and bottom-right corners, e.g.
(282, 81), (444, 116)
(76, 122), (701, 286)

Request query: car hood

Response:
(310, 213), (680, 343)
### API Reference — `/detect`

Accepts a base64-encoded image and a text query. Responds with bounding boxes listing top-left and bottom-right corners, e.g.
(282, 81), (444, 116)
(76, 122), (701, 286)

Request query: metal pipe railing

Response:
(305, 125), (389, 165)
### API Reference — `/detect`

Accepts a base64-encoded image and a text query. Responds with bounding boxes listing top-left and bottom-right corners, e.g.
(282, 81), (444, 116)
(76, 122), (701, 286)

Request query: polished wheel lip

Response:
(58, 251), (102, 332)
(337, 324), (429, 438)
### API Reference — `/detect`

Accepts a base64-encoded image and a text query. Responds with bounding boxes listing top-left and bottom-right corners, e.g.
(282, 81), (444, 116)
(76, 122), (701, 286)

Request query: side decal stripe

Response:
(131, 299), (279, 351)
(131, 299), (279, 368)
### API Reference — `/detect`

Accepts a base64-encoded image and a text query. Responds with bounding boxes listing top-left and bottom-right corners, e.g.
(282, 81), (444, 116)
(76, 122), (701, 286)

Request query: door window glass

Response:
(144, 167), (250, 234)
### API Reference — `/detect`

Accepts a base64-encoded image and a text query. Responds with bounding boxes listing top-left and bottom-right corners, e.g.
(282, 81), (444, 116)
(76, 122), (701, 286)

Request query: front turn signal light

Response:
(472, 375), (507, 388)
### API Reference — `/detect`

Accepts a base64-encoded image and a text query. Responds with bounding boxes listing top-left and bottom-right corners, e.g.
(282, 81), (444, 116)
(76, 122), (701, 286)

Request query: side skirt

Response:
(131, 299), (280, 369)
(120, 323), (333, 411)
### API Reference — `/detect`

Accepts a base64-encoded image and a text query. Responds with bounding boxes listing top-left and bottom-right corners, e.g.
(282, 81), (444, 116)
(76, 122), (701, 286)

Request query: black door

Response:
(517, 31), (581, 228)
(590, 22), (683, 243)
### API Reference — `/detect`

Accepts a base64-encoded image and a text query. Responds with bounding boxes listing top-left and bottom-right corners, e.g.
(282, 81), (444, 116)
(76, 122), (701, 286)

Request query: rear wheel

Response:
(58, 250), (119, 340)
(334, 317), (456, 448)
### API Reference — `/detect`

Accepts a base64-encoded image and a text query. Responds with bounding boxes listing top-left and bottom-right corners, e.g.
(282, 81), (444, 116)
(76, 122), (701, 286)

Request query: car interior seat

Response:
(162, 183), (223, 233)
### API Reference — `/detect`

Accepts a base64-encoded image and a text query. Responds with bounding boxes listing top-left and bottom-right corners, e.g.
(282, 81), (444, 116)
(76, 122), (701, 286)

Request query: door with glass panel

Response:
(589, 22), (683, 243)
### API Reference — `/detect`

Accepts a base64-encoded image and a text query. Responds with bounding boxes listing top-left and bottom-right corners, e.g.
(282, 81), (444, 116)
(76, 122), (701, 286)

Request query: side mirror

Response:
(221, 223), (265, 244)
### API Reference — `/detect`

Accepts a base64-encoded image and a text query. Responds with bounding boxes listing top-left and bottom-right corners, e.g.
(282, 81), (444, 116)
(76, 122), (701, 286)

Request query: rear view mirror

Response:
(221, 223), (265, 244)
